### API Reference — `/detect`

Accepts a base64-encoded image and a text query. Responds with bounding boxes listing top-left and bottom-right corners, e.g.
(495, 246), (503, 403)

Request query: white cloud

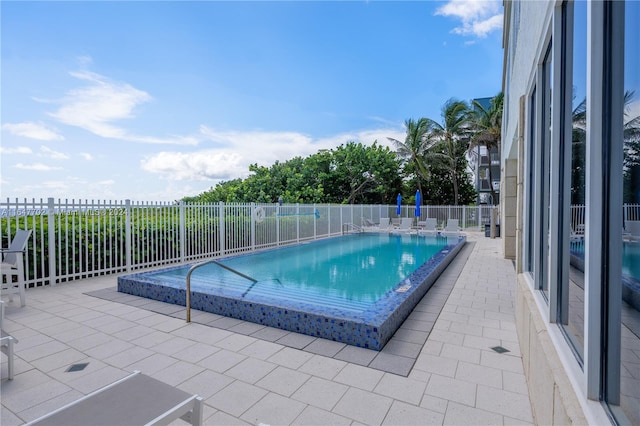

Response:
(39, 146), (70, 160)
(14, 163), (63, 171)
(0, 146), (33, 154)
(79, 153), (94, 161)
(435, 0), (503, 38)
(2, 122), (64, 141)
(47, 70), (197, 145)
(142, 126), (406, 181)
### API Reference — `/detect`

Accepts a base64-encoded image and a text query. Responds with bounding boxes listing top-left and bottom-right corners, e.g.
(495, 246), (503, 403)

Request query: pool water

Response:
(119, 233), (466, 349)
(144, 233), (449, 313)
(570, 240), (640, 281)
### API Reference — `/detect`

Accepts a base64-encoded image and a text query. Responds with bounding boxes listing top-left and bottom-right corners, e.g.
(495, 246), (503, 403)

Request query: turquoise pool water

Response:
(570, 240), (640, 281)
(140, 233), (450, 312)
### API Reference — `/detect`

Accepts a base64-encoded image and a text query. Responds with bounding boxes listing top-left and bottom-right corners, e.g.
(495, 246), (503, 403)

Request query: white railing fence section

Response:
(569, 204), (640, 232)
(1, 198), (496, 289)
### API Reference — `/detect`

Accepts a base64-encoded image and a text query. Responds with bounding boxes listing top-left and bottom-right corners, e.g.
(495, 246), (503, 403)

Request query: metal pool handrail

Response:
(185, 259), (257, 323)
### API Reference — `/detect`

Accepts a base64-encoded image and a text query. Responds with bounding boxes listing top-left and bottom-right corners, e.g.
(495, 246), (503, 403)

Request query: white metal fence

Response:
(1, 198), (497, 288)
(570, 204), (640, 232)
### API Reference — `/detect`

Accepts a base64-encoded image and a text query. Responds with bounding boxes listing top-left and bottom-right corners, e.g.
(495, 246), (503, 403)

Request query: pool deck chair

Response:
(26, 371), (203, 426)
(1, 229), (32, 307)
(378, 217), (392, 231)
(624, 220), (640, 242)
(1, 301), (18, 380)
(418, 218), (439, 236)
(442, 219), (461, 237)
(391, 217), (414, 234)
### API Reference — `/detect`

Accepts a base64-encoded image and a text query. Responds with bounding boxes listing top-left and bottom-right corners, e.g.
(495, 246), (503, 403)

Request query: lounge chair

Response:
(624, 220), (640, 242)
(0, 301), (17, 380)
(1, 229), (32, 307)
(418, 218), (439, 235)
(442, 219), (461, 237)
(26, 371), (203, 425)
(391, 217), (414, 233)
(378, 217), (392, 231)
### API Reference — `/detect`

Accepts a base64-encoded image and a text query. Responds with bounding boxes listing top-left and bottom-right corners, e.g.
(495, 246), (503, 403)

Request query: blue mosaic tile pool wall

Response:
(118, 235), (466, 350)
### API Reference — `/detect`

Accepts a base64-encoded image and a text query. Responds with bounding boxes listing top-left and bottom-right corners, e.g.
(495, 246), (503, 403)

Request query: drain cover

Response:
(66, 363), (89, 372)
(490, 346), (510, 354)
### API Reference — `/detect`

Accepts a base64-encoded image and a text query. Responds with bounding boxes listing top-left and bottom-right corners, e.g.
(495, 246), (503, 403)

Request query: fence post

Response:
(462, 205), (466, 229)
(313, 203), (317, 239)
(276, 204), (280, 245)
(219, 202), (225, 255)
(296, 204), (300, 243)
(251, 202), (256, 250)
(179, 201), (186, 262)
(47, 197), (57, 286)
(125, 199), (132, 271)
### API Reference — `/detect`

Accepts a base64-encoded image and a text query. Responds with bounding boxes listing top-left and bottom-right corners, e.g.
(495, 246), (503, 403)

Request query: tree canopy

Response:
(183, 95), (507, 206)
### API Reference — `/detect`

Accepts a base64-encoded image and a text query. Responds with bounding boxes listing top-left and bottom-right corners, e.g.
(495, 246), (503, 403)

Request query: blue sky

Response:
(1, 0), (504, 201)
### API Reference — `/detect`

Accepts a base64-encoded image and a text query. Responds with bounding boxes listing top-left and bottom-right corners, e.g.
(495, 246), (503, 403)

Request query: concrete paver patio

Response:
(1, 232), (534, 425)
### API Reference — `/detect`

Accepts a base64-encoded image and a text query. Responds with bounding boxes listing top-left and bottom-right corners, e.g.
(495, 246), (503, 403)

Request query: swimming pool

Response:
(570, 240), (640, 310)
(118, 233), (466, 349)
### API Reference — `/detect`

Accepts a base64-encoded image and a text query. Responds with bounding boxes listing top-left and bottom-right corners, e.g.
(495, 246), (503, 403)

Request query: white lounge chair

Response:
(418, 218), (439, 235)
(26, 371), (203, 425)
(1, 229), (32, 307)
(624, 220), (640, 242)
(391, 217), (414, 233)
(0, 301), (17, 380)
(378, 217), (392, 231)
(442, 219), (461, 236)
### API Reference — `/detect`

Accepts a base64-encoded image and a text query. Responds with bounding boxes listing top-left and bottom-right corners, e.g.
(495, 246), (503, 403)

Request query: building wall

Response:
(502, 1), (640, 424)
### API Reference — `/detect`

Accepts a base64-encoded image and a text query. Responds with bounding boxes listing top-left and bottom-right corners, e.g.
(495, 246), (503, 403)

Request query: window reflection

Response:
(618, 1), (640, 423)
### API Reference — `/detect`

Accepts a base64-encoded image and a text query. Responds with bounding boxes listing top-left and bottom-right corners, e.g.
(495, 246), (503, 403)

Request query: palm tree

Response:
(388, 118), (430, 194)
(423, 99), (472, 205)
(468, 93), (503, 205)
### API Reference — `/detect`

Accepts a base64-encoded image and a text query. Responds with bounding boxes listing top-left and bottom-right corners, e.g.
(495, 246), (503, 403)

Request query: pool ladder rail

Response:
(342, 223), (364, 234)
(185, 259), (257, 323)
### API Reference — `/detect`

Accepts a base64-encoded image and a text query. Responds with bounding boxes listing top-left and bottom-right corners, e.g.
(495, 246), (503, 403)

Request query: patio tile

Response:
(380, 339), (422, 358)
(149, 335), (197, 356)
(256, 366), (311, 396)
(298, 354), (346, 380)
(333, 344), (378, 366)
(207, 316), (244, 329)
(475, 384), (534, 422)
(304, 339), (347, 357)
(239, 339), (283, 360)
(368, 352), (415, 376)
(18, 340), (70, 363)
(503, 371), (530, 395)
(440, 343), (481, 364)
(267, 347), (314, 369)
(1, 379), (73, 413)
(480, 350), (526, 373)
(391, 328), (429, 345)
(241, 392), (306, 426)
(31, 348), (87, 372)
(373, 373), (426, 405)
(198, 349), (247, 373)
(425, 374), (477, 407)
(172, 342), (220, 364)
(382, 400), (444, 425)
(455, 361), (503, 389)
(172, 322), (232, 344)
(291, 405), (351, 425)
(177, 370), (234, 400)
(207, 380), (268, 417)
(127, 353), (179, 375)
(225, 357), (277, 384)
(84, 339), (135, 360)
(443, 401), (505, 425)
(215, 333), (257, 352)
(65, 365), (129, 394)
(249, 326), (291, 342)
(332, 387), (393, 425)
(228, 321), (265, 335)
(276, 332), (316, 349)
(291, 376), (348, 410)
(102, 345), (155, 369)
(204, 410), (251, 425)
(111, 324), (155, 342)
(419, 394), (449, 414)
(15, 389), (83, 424)
(151, 360), (205, 387)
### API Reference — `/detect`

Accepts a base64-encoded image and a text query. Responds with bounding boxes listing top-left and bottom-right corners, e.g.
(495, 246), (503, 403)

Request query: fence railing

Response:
(1, 198), (497, 288)
(570, 204), (640, 232)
